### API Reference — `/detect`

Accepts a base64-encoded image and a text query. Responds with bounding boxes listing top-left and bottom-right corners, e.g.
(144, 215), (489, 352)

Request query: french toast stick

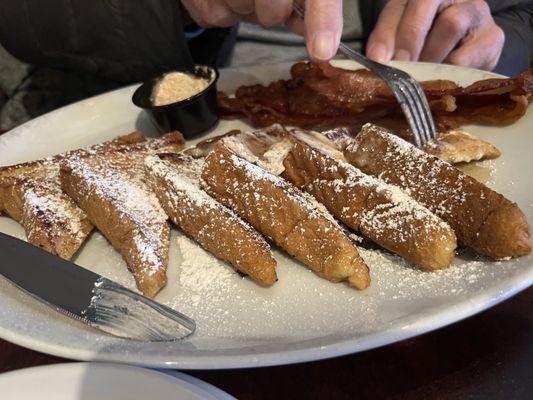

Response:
(201, 140), (370, 289)
(0, 132), (145, 259)
(60, 132), (184, 297)
(144, 153), (277, 285)
(222, 125), (456, 270)
(344, 124), (531, 259)
(283, 127), (457, 270)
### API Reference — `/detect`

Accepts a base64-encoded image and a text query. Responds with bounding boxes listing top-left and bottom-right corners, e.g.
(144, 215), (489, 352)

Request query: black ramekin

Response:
(132, 65), (219, 140)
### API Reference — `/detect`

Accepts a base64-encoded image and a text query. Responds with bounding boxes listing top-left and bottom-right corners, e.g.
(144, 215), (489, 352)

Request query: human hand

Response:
(180, 0), (343, 61)
(366, 0), (504, 70)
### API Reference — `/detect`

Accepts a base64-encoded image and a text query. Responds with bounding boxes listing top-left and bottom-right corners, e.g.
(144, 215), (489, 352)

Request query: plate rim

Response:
(0, 60), (530, 369)
(0, 362), (236, 399)
(0, 269), (531, 369)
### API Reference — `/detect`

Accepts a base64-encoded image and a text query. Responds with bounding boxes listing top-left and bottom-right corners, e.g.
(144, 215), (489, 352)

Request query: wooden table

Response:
(1, 285), (532, 399)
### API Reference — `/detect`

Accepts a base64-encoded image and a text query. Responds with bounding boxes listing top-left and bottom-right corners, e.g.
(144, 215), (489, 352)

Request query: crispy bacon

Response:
(218, 62), (533, 130)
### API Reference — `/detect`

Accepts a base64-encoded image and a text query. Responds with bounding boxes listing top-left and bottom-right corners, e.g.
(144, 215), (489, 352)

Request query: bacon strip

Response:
(219, 62), (533, 130)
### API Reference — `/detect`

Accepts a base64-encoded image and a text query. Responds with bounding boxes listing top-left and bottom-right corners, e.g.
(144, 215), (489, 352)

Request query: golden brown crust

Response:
(281, 128), (457, 270)
(144, 153), (278, 285)
(59, 133), (185, 297)
(19, 181), (94, 259)
(345, 124), (531, 259)
(219, 125), (457, 270)
(0, 132), (145, 259)
(474, 201), (531, 259)
(201, 140), (370, 289)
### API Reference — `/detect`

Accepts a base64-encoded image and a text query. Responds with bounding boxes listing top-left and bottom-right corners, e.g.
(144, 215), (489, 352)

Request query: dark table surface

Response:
(1, 285), (532, 400)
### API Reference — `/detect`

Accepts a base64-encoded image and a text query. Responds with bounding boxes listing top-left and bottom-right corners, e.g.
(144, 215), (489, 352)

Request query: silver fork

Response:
(292, 1), (437, 147)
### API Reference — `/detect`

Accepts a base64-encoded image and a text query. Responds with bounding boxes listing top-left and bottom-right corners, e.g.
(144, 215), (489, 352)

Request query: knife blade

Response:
(0, 232), (195, 341)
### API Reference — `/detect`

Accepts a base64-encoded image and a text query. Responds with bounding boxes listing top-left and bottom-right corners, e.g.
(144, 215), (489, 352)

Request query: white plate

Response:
(0, 363), (235, 399)
(0, 61), (532, 369)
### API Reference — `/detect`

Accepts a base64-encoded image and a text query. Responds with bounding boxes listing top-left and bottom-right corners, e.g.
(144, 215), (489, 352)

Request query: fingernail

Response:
(311, 32), (336, 60)
(394, 49), (411, 61)
(367, 43), (388, 63)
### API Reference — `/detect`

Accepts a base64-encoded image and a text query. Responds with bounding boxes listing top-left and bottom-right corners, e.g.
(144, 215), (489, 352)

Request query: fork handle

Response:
(338, 43), (382, 71)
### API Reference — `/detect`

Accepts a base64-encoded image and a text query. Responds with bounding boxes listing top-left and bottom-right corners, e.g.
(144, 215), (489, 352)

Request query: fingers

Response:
(366, 0), (407, 63)
(225, 0), (255, 14)
(305, 0), (343, 61)
(182, 0), (293, 28)
(366, 0), (502, 70)
(181, 0), (239, 27)
(182, 0), (342, 62)
(393, 0), (448, 61)
(420, 0), (491, 63)
(285, 14), (305, 36)
(254, 0), (293, 27)
(419, 5), (471, 63)
(285, 1), (305, 36)
(445, 23), (505, 70)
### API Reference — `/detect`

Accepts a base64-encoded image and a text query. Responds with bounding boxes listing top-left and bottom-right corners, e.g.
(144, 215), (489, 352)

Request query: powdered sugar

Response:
(159, 242), (512, 343)
(227, 150), (342, 226)
(22, 183), (85, 242)
(0, 133), (151, 259)
(359, 248), (498, 299)
(145, 155), (213, 209)
(146, 154), (270, 245)
(347, 124), (472, 221)
(176, 235), (237, 307)
(65, 155), (168, 277)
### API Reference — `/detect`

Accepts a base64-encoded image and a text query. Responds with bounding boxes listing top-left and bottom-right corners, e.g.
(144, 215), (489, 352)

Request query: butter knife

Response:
(0, 232), (195, 341)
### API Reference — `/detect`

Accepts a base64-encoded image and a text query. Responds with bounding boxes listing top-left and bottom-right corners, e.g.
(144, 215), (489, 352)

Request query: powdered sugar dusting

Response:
(227, 152), (341, 225)
(70, 224), (521, 345)
(0, 133), (150, 258)
(157, 242), (516, 344)
(145, 154), (268, 245)
(66, 155), (168, 277)
(145, 155), (213, 210)
(348, 124), (470, 221)
(359, 248), (503, 299)
(22, 182), (86, 243)
(175, 235), (237, 307)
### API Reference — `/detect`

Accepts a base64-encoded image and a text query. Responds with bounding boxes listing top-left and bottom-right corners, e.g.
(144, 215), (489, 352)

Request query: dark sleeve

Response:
(488, 1), (533, 76)
(0, 0), (235, 84)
